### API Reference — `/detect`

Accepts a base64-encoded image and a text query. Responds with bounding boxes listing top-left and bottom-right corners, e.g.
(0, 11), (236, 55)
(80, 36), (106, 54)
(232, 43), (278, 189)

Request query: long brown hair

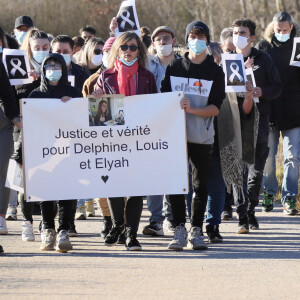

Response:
(107, 32), (147, 69)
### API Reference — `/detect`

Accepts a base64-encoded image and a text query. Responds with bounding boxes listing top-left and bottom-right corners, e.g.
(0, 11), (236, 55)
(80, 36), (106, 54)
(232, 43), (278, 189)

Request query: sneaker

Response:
(262, 192), (274, 212)
(163, 219), (175, 234)
(100, 216), (112, 238)
(126, 235), (142, 251)
(248, 211), (259, 230)
(167, 224), (188, 251)
(117, 232), (126, 244)
(86, 200), (95, 217)
(68, 226), (78, 237)
(75, 206), (86, 220)
(206, 225), (223, 243)
(188, 227), (208, 250)
(105, 226), (125, 246)
(142, 222), (164, 236)
(283, 198), (298, 215)
(237, 216), (249, 234)
(40, 228), (56, 251)
(5, 205), (17, 221)
(0, 216), (8, 235)
(56, 230), (73, 253)
(22, 221), (35, 241)
(221, 209), (233, 220)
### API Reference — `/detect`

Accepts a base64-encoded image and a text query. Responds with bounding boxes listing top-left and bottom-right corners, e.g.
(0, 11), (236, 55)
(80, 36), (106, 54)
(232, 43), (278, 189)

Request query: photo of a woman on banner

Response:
(94, 99), (112, 126)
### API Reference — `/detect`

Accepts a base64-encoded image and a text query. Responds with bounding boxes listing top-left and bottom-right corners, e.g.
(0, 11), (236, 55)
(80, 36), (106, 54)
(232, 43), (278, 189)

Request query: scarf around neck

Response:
(114, 59), (138, 96)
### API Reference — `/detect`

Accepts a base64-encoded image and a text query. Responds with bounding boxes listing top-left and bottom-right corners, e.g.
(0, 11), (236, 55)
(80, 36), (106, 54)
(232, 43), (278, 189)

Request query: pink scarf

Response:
(114, 59), (139, 96)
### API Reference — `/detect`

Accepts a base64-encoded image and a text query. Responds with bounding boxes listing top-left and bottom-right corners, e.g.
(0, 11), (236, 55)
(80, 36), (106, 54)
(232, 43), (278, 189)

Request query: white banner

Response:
(21, 92), (188, 202)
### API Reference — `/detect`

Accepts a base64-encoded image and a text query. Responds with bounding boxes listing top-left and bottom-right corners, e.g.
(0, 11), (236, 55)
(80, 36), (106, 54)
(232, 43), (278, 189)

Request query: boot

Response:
(100, 216), (112, 238)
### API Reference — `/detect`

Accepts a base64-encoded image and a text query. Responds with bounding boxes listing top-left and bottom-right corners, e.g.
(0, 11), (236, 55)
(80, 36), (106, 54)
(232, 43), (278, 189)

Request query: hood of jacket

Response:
(263, 21), (300, 43)
(40, 53), (69, 92)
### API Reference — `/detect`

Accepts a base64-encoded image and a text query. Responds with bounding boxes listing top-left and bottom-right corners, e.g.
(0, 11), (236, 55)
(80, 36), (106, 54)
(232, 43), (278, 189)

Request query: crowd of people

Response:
(0, 10), (299, 254)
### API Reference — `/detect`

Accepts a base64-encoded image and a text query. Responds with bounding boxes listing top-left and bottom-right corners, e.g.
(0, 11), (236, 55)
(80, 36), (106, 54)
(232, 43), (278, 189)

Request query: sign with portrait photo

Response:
(222, 53), (246, 92)
(21, 92), (188, 202)
(290, 37), (300, 67)
(115, 0), (141, 37)
(3, 48), (32, 85)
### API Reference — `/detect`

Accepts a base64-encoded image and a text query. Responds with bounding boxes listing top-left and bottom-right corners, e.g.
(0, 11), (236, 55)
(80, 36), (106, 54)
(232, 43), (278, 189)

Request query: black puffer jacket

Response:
(256, 23), (300, 130)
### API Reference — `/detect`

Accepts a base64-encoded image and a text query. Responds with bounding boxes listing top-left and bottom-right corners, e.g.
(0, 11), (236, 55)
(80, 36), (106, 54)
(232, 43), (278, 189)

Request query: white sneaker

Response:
(163, 219), (175, 234)
(56, 230), (73, 253)
(5, 205), (17, 220)
(0, 216), (8, 235)
(188, 227), (208, 250)
(167, 224), (188, 251)
(75, 206), (86, 220)
(22, 221), (35, 241)
(86, 200), (95, 217)
(40, 228), (56, 250)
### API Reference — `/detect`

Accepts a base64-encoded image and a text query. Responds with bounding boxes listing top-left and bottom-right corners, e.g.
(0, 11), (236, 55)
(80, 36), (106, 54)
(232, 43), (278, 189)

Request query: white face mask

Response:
(91, 54), (103, 66)
(102, 52), (109, 68)
(155, 44), (173, 57)
(233, 35), (249, 50)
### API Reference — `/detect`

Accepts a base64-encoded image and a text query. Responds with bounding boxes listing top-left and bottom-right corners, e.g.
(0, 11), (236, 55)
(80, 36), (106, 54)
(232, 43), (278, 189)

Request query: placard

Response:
(246, 68), (259, 103)
(5, 159), (24, 193)
(21, 92), (188, 201)
(115, 0), (141, 37)
(290, 37), (300, 67)
(68, 75), (75, 87)
(222, 53), (247, 92)
(3, 49), (33, 85)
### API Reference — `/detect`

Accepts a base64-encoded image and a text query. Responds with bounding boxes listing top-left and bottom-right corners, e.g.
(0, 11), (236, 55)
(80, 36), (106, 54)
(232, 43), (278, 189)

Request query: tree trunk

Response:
(240, 0), (247, 17)
(276, 0), (286, 11)
(204, 0), (214, 41)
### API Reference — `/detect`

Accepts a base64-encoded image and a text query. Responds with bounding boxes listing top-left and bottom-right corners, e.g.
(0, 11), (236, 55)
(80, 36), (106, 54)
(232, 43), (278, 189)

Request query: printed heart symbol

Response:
(101, 175), (109, 183)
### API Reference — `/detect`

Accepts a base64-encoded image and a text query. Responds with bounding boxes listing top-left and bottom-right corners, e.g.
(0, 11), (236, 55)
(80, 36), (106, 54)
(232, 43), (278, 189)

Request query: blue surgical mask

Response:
(188, 39), (207, 55)
(32, 50), (49, 64)
(275, 33), (290, 43)
(45, 69), (62, 82)
(0, 46), (2, 54)
(119, 57), (138, 67)
(61, 54), (71, 66)
(16, 31), (27, 44)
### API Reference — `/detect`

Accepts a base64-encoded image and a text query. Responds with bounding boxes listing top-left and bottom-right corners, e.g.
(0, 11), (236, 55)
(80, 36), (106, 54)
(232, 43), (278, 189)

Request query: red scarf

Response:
(114, 59), (139, 96)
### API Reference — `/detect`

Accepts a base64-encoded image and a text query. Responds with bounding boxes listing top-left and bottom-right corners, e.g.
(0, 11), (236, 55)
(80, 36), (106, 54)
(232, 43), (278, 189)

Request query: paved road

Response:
(0, 201), (299, 299)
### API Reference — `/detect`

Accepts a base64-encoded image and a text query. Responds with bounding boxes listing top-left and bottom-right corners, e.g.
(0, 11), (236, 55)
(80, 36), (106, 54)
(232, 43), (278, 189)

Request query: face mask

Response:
(156, 44), (173, 57)
(119, 57), (138, 67)
(32, 50), (49, 64)
(16, 31), (27, 44)
(188, 39), (207, 55)
(0, 46), (2, 54)
(274, 33), (290, 43)
(91, 54), (103, 66)
(61, 54), (71, 66)
(102, 53), (109, 68)
(233, 35), (249, 50)
(45, 69), (62, 82)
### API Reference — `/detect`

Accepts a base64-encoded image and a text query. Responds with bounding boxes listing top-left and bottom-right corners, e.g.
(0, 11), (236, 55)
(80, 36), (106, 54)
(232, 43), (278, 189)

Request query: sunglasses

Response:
(120, 45), (138, 52)
(94, 49), (103, 55)
(44, 64), (61, 70)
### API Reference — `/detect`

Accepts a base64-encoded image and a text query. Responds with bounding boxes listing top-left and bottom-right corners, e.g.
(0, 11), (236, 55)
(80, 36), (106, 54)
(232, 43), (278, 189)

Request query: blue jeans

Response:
(281, 127), (300, 205)
(262, 127), (280, 195)
(147, 195), (173, 224)
(206, 156), (226, 226)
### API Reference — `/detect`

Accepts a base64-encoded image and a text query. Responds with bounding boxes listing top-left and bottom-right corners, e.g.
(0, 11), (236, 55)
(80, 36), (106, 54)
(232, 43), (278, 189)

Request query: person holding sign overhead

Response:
(257, 11), (300, 216)
(230, 18), (282, 233)
(94, 31), (157, 251)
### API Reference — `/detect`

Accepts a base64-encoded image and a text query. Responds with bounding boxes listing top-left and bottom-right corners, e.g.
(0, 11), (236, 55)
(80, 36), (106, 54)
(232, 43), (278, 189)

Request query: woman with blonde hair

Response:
(77, 37), (105, 76)
(94, 31), (157, 251)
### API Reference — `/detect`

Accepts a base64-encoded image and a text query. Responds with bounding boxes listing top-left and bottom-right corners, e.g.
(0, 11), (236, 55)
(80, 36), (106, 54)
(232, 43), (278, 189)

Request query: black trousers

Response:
(40, 200), (76, 232)
(107, 196), (143, 235)
(20, 193), (34, 223)
(169, 143), (212, 228)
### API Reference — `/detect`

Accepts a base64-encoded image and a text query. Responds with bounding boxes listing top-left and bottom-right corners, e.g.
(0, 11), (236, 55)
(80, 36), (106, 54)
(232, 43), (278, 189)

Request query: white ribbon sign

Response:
(3, 49), (32, 85)
(115, 0), (141, 37)
(10, 58), (27, 77)
(222, 53), (247, 92)
(290, 37), (300, 67)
